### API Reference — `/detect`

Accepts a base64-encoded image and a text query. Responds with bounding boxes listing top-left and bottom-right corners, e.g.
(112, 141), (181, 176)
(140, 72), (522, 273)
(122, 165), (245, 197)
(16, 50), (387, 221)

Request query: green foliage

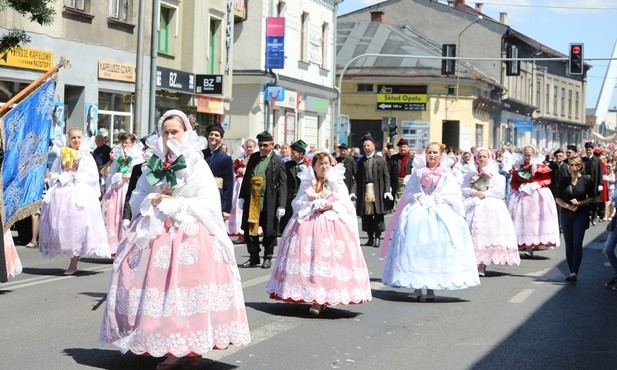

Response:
(0, 0), (56, 53)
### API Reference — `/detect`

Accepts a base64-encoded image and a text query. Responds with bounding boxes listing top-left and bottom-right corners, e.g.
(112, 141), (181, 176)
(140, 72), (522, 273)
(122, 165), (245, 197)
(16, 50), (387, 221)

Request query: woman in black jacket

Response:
(555, 157), (595, 283)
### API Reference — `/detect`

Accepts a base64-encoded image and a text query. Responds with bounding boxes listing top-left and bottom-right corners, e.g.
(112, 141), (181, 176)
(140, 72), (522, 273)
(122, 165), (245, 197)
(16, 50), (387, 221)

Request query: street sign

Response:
(265, 17), (285, 69)
(195, 74), (223, 94)
(377, 85), (427, 111)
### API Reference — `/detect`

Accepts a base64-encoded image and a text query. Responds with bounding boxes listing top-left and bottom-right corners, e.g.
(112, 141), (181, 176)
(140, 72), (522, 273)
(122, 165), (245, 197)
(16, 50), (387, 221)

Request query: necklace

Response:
(314, 179), (324, 193)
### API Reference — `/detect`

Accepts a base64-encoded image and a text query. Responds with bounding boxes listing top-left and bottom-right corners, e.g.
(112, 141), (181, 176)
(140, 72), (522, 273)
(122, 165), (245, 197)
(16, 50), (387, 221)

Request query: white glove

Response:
(350, 193), (357, 200)
(599, 185), (604, 192)
(384, 192), (394, 201)
(276, 207), (285, 218)
(238, 198), (244, 209)
(312, 199), (328, 210)
(122, 219), (130, 230)
(58, 172), (73, 185)
(403, 175), (411, 186)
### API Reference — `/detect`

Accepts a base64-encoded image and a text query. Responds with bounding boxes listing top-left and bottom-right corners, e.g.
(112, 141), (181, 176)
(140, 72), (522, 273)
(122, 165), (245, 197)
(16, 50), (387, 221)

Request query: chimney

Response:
(447, 0), (455, 6)
(500, 12), (508, 25)
(475, 3), (483, 12)
(370, 11), (384, 23)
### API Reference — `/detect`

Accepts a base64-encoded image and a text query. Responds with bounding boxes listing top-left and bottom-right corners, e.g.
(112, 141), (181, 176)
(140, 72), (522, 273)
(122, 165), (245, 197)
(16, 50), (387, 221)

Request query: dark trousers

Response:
(244, 211), (277, 261)
(361, 214), (385, 237)
(561, 210), (588, 274)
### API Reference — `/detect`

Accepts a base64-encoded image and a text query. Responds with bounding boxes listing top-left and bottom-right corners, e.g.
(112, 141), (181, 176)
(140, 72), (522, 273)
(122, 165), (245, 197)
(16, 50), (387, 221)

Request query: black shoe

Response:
(364, 237), (374, 247)
(261, 259), (272, 269)
(239, 259), (260, 268)
(606, 277), (617, 286)
(565, 274), (577, 282)
(374, 238), (381, 248)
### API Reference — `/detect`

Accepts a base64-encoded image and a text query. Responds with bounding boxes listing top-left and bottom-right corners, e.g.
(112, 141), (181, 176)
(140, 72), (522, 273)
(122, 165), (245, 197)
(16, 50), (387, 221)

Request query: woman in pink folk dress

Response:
(4, 231), (22, 278)
(507, 145), (560, 258)
(267, 151), (372, 316)
(100, 110), (250, 370)
(101, 132), (144, 255)
(462, 148), (520, 276)
(227, 138), (256, 243)
(39, 127), (110, 274)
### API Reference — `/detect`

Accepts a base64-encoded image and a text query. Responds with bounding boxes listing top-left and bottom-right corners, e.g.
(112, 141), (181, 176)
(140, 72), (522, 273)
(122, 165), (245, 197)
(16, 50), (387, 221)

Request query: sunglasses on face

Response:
(258, 143), (271, 148)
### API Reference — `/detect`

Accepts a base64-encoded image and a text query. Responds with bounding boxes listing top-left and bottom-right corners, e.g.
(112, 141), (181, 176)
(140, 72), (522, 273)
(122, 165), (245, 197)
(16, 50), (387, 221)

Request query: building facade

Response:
(229, 0), (339, 151)
(339, 0), (590, 150)
(337, 14), (502, 152)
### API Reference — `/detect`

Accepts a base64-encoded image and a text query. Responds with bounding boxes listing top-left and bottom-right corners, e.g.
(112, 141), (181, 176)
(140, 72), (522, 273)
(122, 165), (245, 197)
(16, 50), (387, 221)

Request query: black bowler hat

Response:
(207, 124), (225, 137)
(361, 133), (375, 143)
(566, 145), (577, 152)
(257, 131), (273, 142)
(584, 142), (594, 149)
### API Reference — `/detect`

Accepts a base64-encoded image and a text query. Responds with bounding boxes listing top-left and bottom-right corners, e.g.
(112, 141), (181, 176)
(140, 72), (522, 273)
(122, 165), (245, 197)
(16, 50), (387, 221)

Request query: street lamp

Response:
(456, 15), (483, 99)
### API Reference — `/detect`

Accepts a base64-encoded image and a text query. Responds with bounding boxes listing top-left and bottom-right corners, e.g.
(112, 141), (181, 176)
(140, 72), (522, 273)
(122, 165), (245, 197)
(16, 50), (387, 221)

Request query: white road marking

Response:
(1, 264), (112, 290)
(206, 316), (301, 361)
(241, 274), (270, 288)
(508, 289), (535, 303)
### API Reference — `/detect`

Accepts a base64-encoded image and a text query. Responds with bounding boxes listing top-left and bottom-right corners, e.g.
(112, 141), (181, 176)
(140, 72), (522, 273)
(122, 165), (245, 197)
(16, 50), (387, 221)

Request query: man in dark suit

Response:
(280, 139), (307, 231)
(335, 143), (356, 196)
(583, 142), (603, 225)
(239, 131), (287, 269)
(387, 138), (413, 210)
(202, 124), (234, 221)
(355, 133), (392, 247)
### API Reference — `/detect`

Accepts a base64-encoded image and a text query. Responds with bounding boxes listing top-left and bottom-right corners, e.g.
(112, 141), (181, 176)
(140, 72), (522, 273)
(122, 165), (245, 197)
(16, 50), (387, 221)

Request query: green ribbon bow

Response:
(117, 155), (133, 175)
(146, 154), (187, 188)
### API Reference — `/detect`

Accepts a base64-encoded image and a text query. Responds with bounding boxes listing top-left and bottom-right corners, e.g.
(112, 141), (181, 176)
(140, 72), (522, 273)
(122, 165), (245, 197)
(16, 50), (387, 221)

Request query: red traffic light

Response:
(571, 45), (581, 55)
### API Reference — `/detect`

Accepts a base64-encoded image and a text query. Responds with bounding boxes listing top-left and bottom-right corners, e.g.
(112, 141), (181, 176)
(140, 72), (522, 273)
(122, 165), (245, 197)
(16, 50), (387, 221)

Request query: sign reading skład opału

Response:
(377, 85), (427, 111)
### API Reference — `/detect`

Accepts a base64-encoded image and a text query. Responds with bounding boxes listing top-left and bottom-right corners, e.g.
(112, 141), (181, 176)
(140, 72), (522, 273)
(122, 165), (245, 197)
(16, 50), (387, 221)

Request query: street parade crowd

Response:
(5, 108), (617, 369)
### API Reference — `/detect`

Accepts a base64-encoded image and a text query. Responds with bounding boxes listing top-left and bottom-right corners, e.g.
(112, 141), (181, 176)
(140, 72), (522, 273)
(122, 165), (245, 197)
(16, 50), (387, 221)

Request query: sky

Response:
(338, 0), (617, 112)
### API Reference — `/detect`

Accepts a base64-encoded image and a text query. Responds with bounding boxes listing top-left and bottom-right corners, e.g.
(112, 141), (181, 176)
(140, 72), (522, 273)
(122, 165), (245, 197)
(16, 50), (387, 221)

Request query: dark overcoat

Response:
(355, 155), (390, 216)
(239, 152), (287, 238)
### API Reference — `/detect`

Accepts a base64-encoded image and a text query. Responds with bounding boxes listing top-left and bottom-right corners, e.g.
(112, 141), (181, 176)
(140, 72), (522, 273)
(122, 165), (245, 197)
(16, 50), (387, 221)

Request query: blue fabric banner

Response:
(1, 79), (56, 228)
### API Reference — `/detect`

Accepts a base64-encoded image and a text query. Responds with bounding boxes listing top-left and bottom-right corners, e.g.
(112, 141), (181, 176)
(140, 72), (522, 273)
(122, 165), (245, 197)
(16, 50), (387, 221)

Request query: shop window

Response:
(98, 91), (132, 145)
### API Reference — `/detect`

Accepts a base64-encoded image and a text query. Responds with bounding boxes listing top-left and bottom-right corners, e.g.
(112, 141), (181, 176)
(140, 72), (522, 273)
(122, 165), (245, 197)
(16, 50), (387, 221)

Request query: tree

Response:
(0, 0), (55, 54)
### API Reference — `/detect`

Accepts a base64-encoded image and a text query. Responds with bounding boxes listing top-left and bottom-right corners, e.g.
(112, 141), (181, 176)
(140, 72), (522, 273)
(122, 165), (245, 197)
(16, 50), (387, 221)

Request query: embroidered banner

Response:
(1, 78), (56, 229)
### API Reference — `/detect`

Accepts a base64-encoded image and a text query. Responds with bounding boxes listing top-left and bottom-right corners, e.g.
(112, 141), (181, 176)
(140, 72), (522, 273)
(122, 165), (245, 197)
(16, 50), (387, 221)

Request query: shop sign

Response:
(274, 90), (297, 109)
(377, 85), (427, 111)
(195, 74), (223, 94)
(98, 61), (136, 82)
(196, 96), (224, 114)
(305, 95), (329, 114)
(156, 66), (195, 93)
(0, 46), (53, 71)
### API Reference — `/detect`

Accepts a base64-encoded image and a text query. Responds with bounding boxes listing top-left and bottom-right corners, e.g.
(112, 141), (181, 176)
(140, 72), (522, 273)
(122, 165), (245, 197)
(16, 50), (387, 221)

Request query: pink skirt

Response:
(267, 211), (372, 306)
(508, 188), (560, 249)
(101, 182), (128, 254)
(100, 221), (251, 357)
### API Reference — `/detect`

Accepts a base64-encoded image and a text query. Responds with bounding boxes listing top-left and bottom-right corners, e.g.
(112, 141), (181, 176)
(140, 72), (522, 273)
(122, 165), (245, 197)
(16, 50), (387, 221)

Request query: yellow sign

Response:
(0, 47), (53, 71)
(377, 94), (427, 103)
(196, 96), (224, 114)
(98, 61), (136, 82)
